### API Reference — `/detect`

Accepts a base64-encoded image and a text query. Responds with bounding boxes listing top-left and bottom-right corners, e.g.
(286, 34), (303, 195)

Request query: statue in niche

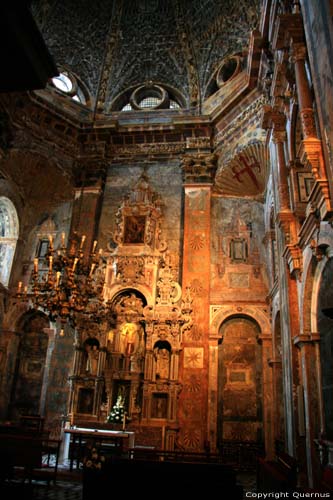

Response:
(120, 322), (140, 356)
(119, 321), (145, 372)
(154, 346), (170, 379)
(86, 345), (99, 375)
(83, 337), (100, 374)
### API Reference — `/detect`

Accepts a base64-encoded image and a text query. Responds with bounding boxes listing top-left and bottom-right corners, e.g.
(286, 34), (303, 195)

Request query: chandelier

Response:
(16, 232), (107, 336)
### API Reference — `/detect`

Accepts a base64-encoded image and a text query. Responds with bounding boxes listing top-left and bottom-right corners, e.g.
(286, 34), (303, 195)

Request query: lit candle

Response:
(49, 255), (53, 271)
(17, 281), (22, 293)
(89, 263), (96, 277)
(98, 248), (103, 256)
(56, 271), (61, 288)
(34, 258), (38, 273)
(24, 286), (28, 295)
(49, 234), (53, 248)
(61, 232), (65, 247)
(79, 235), (86, 250)
(72, 257), (78, 271)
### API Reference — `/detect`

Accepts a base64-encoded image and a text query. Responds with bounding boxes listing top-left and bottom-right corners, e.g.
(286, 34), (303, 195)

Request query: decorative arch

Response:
(0, 196), (19, 286)
(210, 304), (271, 338)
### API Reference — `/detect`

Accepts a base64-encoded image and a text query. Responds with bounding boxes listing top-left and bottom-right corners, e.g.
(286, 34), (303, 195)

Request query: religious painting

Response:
(123, 215), (146, 244)
(151, 393), (168, 419)
(77, 388), (94, 414)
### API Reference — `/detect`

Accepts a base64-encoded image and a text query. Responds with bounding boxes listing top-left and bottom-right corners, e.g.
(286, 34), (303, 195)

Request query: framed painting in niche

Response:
(77, 388), (94, 414)
(151, 393), (168, 419)
(297, 172), (314, 202)
(230, 238), (247, 262)
(123, 215), (146, 244)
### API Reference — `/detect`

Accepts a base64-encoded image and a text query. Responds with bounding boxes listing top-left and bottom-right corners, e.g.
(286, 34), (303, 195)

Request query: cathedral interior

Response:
(1, 0), (333, 492)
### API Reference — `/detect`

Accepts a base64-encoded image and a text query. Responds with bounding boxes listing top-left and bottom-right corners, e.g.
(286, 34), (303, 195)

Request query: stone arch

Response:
(211, 304), (271, 338)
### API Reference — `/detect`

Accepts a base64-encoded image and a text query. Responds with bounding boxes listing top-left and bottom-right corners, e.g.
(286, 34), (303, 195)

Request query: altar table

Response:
(64, 427), (135, 470)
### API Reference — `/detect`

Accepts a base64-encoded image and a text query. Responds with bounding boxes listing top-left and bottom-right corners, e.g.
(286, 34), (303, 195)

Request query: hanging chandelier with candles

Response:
(16, 231), (107, 335)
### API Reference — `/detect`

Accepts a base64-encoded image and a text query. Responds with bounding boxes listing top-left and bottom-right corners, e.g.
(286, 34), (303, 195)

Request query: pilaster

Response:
(178, 151), (216, 451)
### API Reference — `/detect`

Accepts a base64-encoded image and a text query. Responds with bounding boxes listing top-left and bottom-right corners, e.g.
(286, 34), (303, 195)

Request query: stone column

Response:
(268, 356), (285, 447)
(39, 327), (56, 416)
(260, 333), (274, 459)
(294, 333), (323, 488)
(290, 38), (332, 220)
(179, 150), (216, 451)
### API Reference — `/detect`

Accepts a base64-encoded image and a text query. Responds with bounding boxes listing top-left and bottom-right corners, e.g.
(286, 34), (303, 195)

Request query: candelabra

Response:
(16, 232), (107, 335)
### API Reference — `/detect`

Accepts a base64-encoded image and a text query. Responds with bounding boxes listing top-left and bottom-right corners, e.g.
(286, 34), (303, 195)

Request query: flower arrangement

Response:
(83, 443), (106, 470)
(106, 396), (126, 424)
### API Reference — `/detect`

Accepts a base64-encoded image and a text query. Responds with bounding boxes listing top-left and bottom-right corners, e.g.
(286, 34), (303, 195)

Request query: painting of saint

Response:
(124, 216), (146, 244)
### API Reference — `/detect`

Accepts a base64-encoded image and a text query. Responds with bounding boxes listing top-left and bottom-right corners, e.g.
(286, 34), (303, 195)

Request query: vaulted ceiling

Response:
(31, 0), (260, 110)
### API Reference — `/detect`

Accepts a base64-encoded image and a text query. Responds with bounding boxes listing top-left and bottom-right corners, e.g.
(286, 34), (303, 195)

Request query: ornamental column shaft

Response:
(179, 150), (216, 452)
(291, 44), (317, 140)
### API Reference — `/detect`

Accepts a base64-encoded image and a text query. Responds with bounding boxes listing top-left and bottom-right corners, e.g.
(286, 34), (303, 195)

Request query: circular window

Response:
(216, 56), (241, 87)
(130, 84), (169, 110)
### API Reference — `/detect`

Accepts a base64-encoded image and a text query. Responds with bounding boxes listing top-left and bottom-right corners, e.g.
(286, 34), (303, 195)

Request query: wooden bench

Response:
(82, 453), (243, 499)
(0, 432), (61, 484)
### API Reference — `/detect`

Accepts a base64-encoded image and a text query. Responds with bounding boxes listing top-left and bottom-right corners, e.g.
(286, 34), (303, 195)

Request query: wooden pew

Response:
(0, 431), (61, 484)
(82, 452), (243, 499)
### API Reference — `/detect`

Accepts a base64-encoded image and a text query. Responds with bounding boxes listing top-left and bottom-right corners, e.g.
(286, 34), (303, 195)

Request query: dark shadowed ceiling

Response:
(31, 0), (260, 110)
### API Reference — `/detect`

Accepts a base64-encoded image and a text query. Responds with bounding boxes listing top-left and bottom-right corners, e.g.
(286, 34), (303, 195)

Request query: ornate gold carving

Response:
(112, 172), (167, 251)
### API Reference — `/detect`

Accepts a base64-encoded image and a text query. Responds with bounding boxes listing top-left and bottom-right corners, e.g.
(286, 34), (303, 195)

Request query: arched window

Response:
(0, 197), (19, 286)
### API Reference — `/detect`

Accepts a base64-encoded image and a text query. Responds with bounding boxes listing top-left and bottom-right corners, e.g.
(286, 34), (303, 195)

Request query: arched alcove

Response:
(217, 314), (262, 444)
(9, 311), (49, 420)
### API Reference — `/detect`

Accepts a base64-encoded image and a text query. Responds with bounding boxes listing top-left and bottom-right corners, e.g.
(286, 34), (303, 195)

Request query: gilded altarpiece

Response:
(75, 173), (193, 449)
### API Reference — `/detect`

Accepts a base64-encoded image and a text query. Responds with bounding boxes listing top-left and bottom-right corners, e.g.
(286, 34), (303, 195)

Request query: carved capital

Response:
(272, 130), (287, 144)
(300, 108), (317, 139)
(290, 43), (307, 63)
(299, 138), (325, 179)
(261, 106), (286, 134)
(282, 243), (303, 280)
(181, 152), (217, 184)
